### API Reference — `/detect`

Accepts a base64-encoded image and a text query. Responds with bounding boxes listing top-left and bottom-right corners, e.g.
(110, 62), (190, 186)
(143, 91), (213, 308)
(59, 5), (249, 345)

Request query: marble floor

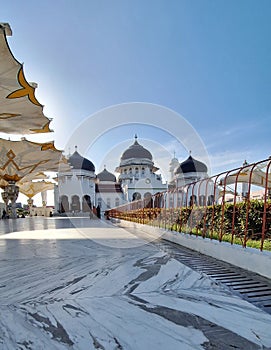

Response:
(0, 217), (270, 349)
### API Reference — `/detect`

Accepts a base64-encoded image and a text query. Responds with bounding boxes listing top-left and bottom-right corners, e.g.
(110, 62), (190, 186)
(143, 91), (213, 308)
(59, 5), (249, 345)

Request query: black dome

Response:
(175, 155), (207, 174)
(97, 168), (116, 182)
(121, 137), (152, 161)
(68, 151), (95, 172)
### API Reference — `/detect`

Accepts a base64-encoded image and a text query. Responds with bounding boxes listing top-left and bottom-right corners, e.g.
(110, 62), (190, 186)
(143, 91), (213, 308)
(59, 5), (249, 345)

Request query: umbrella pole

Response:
(27, 198), (34, 216)
(1, 191), (9, 216)
(5, 182), (19, 219)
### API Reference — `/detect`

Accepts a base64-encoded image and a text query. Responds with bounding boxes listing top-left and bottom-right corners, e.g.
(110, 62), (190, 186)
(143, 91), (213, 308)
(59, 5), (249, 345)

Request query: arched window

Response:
(60, 195), (69, 213)
(142, 167), (145, 175)
(71, 195), (80, 212)
(115, 198), (120, 207)
(129, 168), (132, 174)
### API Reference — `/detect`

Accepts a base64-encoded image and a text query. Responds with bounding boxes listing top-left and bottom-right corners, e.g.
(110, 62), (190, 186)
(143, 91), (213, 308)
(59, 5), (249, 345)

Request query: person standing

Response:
(2, 209), (6, 219)
(96, 205), (101, 219)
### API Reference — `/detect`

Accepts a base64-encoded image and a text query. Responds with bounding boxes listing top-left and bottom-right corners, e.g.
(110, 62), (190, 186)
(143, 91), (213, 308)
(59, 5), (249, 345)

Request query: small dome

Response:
(68, 150), (95, 172)
(121, 136), (152, 161)
(175, 155), (207, 174)
(97, 168), (116, 182)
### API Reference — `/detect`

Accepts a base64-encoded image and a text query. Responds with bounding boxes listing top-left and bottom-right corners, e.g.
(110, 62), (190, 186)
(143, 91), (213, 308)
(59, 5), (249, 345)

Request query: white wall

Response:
(117, 220), (271, 279)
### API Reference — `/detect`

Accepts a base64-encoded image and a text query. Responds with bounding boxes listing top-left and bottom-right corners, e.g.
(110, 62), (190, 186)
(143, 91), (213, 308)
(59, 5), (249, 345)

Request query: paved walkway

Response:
(0, 216), (270, 349)
(0, 216), (94, 235)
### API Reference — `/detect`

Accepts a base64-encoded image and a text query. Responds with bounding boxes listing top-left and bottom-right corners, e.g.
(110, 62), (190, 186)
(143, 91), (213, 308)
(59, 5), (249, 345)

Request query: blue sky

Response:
(2, 0), (271, 181)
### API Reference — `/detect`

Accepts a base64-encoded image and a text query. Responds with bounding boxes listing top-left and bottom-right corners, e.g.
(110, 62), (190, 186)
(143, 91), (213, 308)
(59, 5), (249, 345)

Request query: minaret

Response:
(241, 160), (249, 199)
(169, 151), (179, 183)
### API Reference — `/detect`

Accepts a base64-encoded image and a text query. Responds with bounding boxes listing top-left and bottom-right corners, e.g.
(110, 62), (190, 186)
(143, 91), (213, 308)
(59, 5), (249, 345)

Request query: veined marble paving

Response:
(0, 217), (270, 349)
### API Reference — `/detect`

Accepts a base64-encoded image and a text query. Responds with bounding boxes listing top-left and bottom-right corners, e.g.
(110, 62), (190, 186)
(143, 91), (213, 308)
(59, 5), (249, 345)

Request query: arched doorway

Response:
(199, 195), (206, 206)
(132, 192), (141, 201)
(82, 195), (91, 212)
(71, 195), (80, 212)
(115, 197), (120, 207)
(207, 195), (214, 205)
(60, 195), (69, 213)
(144, 192), (152, 208)
(97, 198), (102, 208)
(189, 195), (197, 207)
(154, 192), (164, 208)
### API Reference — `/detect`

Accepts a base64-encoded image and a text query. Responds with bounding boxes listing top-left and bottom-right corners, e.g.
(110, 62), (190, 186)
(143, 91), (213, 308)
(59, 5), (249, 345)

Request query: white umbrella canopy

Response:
(221, 167), (271, 188)
(49, 155), (72, 173)
(0, 178), (8, 188)
(19, 171), (49, 183)
(0, 23), (52, 134)
(0, 171), (50, 190)
(18, 180), (54, 199)
(0, 138), (68, 183)
(218, 188), (236, 198)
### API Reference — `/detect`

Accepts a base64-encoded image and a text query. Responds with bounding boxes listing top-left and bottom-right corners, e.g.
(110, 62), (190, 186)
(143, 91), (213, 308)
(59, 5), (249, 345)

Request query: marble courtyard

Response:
(0, 217), (270, 349)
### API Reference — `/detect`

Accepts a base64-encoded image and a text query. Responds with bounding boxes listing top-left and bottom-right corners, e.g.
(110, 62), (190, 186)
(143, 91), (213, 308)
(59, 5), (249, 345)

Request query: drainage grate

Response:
(159, 240), (271, 315)
(121, 226), (271, 315)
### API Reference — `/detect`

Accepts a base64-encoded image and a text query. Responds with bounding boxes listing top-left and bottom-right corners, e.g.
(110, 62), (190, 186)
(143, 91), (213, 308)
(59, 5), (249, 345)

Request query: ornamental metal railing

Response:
(108, 158), (271, 251)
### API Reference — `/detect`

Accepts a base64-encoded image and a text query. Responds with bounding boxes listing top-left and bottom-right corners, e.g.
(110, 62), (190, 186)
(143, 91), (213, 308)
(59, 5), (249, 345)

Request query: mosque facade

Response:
(54, 136), (209, 215)
(167, 152), (213, 207)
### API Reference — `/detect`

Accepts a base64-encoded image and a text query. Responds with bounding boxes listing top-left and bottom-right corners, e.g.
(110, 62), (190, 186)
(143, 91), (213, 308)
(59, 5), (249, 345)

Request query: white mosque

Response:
(54, 136), (209, 215)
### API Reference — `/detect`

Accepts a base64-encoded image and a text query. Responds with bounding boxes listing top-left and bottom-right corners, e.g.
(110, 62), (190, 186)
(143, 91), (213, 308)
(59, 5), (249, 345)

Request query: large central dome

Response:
(120, 135), (152, 162)
(116, 135), (159, 172)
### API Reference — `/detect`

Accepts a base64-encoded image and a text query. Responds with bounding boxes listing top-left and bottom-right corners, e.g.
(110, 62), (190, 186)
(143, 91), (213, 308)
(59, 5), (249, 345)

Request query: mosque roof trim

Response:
(68, 149), (95, 172)
(97, 168), (116, 182)
(175, 155), (207, 175)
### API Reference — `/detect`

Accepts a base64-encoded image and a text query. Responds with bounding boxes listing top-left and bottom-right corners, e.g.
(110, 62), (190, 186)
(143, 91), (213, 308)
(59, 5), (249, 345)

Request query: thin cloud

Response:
(209, 150), (253, 175)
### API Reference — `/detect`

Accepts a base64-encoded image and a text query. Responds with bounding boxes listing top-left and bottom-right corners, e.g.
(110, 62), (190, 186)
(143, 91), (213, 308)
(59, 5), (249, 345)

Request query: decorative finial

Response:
(104, 164), (106, 170)
(189, 150), (192, 156)
(135, 134), (138, 140)
(173, 150), (176, 158)
(75, 145), (78, 152)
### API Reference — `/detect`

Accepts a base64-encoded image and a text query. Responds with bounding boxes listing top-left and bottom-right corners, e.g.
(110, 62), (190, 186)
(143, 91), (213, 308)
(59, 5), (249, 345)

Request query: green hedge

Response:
(111, 200), (271, 250)
(168, 200), (270, 250)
